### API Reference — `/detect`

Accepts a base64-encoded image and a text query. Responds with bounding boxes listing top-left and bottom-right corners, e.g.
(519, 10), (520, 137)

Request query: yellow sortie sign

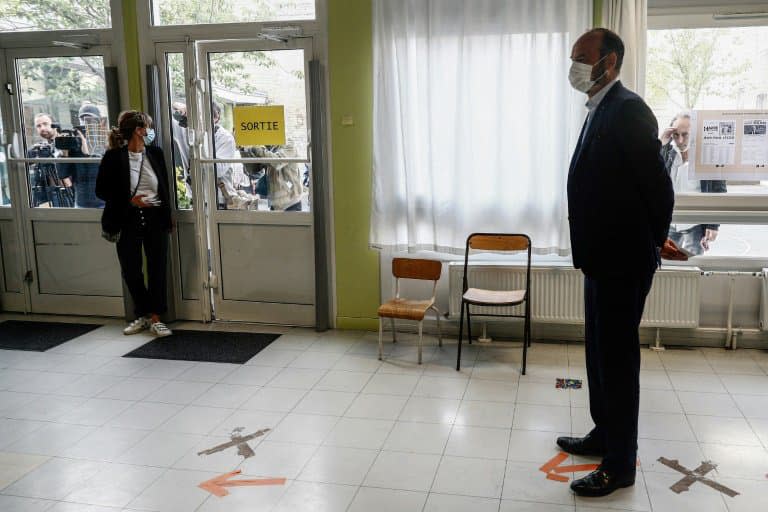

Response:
(233, 105), (286, 146)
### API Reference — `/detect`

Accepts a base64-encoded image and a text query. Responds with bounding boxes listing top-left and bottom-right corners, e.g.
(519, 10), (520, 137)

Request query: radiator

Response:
(448, 263), (701, 328)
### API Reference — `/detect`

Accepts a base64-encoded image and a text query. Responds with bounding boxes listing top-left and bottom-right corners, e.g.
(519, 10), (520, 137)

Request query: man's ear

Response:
(607, 52), (618, 73)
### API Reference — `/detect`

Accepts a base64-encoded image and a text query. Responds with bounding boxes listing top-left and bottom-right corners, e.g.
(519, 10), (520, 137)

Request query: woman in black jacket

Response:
(96, 111), (173, 337)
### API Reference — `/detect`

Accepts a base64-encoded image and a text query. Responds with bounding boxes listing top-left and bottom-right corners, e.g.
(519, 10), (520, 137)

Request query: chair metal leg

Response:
(527, 302), (532, 348)
(433, 307), (443, 347)
(418, 321), (423, 365)
(390, 318), (397, 343)
(457, 301), (465, 371)
(467, 307), (473, 345)
(521, 307), (529, 376)
(378, 317), (384, 361)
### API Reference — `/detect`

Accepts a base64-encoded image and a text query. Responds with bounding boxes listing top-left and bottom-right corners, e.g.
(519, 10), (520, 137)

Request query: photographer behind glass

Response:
(660, 112), (726, 256)
(27, 113), (75, 207)
(64, 103), (106, 209)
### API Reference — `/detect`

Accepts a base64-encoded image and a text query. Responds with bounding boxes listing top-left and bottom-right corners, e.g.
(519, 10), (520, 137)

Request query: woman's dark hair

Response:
(108, 110), (153, 149)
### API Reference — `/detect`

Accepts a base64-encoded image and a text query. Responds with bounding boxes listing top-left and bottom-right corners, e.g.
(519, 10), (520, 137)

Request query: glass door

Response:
(196, 38), (316, 325)
(155, 38), (317, 326)
(1, 46), (123, 315)
(156, 42), (211, 321)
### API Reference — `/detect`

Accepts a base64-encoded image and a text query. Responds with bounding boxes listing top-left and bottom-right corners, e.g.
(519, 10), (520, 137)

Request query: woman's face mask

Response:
(143, 128), (156, 145)
(569, 54), (609, 93)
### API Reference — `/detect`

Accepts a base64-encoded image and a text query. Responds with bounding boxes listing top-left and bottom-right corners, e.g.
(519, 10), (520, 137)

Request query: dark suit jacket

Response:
(567, 81), (674, 277)
(95, 145), (173, 235)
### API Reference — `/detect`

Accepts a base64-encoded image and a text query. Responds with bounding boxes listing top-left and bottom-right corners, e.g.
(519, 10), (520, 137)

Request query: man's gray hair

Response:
(670, 111), (692, 126)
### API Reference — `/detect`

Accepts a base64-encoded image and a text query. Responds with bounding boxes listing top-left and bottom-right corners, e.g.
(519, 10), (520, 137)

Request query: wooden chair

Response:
(456, 233), (532, 375)
(378, 258), (443, 364)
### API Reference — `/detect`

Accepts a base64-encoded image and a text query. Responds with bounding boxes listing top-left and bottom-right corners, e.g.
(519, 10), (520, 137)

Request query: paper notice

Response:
(701, 120), (736, 165)
(741, 119), (768, 166)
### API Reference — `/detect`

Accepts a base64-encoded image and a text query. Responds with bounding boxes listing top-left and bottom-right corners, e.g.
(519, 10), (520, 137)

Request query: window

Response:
(646, 25), (768, 197)
(207, 49), (310, 212)
(370, 0), (591, 255)
(647, 19), (768, 264)
(17, 56), (110, 209)
(151, 0), (315, 26)
(0, 0), (111, 32)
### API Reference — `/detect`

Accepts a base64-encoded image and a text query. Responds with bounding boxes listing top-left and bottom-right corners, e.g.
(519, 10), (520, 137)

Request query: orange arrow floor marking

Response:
(551, 463), (600, 474)
(546, 473), (570, 482)
(539, 453), (599, 483)
(539, 452), (569, 474)
(540, 453), (641, 483)
(198, 470), (287, 497)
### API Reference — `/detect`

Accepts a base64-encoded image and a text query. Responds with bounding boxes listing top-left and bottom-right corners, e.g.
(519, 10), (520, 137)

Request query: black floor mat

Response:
(123, 330), (281, 364)
(0, 320), (102, 351)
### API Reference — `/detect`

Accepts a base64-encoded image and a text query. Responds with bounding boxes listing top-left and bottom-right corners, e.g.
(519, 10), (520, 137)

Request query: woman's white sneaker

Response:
(150, 322), (173, 337)
(123, 317), (151, 335)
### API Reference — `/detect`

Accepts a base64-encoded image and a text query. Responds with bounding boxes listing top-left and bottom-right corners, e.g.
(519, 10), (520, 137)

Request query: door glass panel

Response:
(0, 1), (111, 32)
(17, 55), (109, 209)
(207, 49), (310, 212)
(165, 52), (193, 210)
(0, 108), (9, 206)
(152, 0), (315, 25)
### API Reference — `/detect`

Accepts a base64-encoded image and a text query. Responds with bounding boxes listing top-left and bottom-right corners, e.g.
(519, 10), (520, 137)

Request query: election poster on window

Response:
(690, 110), (768, 180)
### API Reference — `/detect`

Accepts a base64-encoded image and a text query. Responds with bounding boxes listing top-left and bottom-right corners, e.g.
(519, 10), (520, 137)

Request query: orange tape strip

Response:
(551, 463), (600, 474)
(546, 472), (570, 482)
(539, 452), (569, 474)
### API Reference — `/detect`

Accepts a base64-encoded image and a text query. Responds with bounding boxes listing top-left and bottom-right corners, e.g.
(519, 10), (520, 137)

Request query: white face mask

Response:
(568, 54), (609, 93)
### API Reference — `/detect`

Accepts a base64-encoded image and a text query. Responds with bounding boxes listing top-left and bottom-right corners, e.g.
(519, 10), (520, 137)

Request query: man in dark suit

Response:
(558, 28), (674, 497)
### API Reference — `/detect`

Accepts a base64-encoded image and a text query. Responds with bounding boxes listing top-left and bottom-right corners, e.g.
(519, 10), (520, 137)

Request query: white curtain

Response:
(603, 0), (647, 95)
(371, 0), (592, 255)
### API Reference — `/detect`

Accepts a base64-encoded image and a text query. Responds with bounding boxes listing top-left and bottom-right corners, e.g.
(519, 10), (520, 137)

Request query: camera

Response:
(28, 141), (55, 158)
(54, 127), (84, 151)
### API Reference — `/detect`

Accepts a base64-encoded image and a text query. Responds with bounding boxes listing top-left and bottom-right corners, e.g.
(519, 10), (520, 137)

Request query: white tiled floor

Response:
(1, 319), (767, 511)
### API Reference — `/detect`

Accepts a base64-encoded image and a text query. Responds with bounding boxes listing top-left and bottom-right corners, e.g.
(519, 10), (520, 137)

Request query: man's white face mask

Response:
(568, 54), (609, 93)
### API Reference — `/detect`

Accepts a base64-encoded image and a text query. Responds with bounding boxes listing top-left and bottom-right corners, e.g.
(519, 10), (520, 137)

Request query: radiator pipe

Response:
(701, 271), (764, 350)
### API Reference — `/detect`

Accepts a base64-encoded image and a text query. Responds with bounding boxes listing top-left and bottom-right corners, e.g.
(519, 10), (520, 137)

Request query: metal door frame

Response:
(1, 45), (124, 316)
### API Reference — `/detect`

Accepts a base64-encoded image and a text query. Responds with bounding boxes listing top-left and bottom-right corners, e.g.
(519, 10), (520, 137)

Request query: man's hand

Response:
(660, 127), (676, 146)
(62, 177), (73, 188)
(701, 229), (718, 251)
(660, 238), (689, 261)
(77, 131), (90, 155)
(130, 194), (149, 208)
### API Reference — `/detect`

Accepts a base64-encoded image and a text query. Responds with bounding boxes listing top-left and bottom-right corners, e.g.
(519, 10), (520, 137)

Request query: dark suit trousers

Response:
(115, 207), (169, 317)
(584, 270), (654, 473)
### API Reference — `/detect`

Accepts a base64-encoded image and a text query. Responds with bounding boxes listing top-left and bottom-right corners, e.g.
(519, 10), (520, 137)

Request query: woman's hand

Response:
(130, 194), (149, 208)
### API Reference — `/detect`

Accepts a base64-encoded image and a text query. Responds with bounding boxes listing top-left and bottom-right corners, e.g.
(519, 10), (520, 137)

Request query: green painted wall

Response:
(594, 0), (603, 27)
(122, 0), (144, 109)
(327, 0), (380, 330)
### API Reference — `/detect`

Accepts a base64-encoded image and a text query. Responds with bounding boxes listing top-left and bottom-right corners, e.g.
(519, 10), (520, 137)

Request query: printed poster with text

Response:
(690, 110), (768, 180)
